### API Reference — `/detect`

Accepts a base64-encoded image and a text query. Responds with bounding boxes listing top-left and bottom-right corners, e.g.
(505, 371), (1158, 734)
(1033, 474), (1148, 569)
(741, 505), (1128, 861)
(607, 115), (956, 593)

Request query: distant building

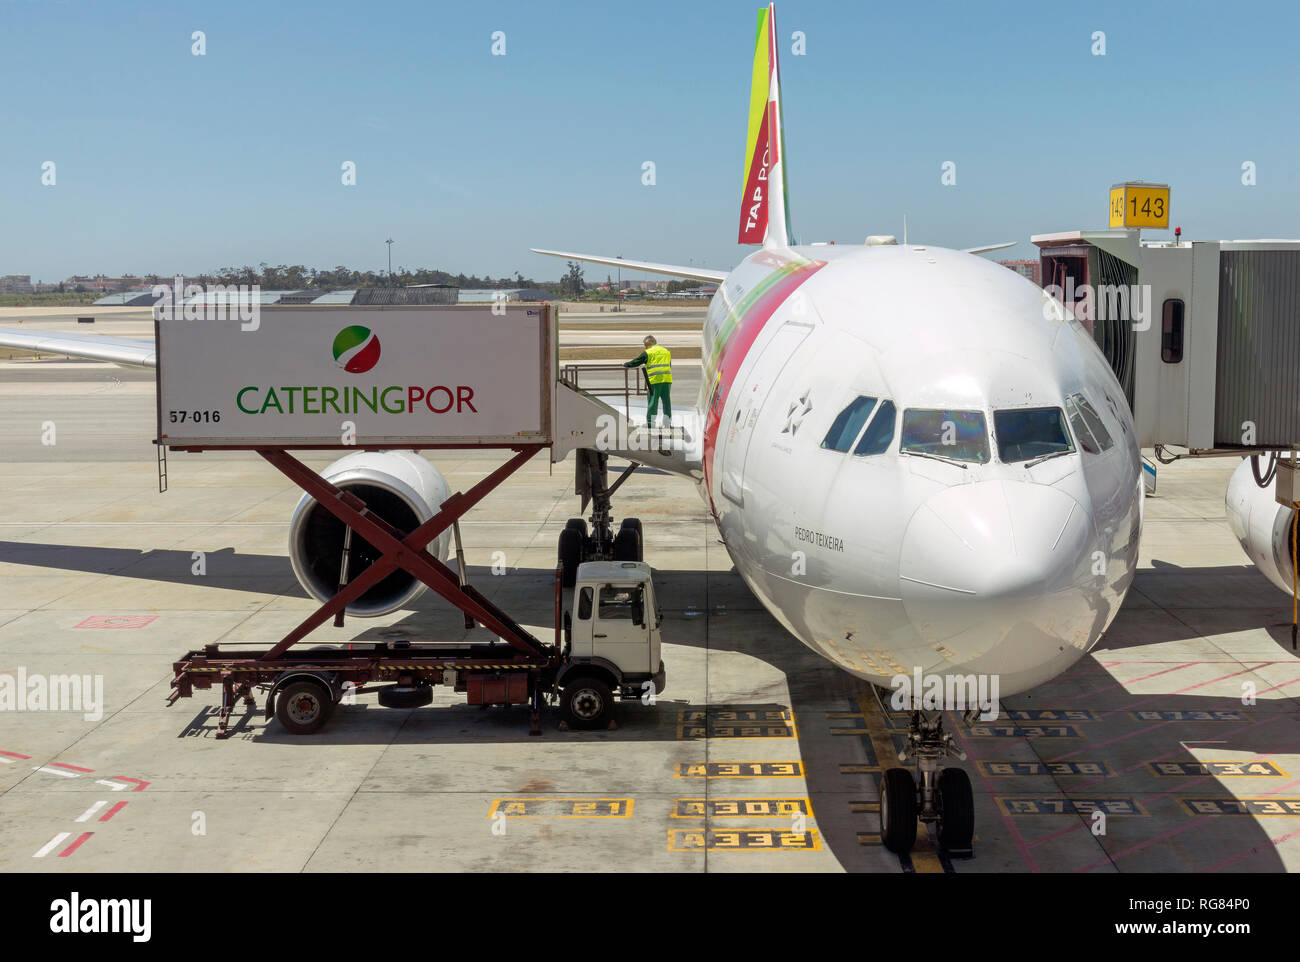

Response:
(352, 285), (457, 306)
(0, 275), (34, 293)
(458, 288), (518, 303)
(999, 259), (1042, 287)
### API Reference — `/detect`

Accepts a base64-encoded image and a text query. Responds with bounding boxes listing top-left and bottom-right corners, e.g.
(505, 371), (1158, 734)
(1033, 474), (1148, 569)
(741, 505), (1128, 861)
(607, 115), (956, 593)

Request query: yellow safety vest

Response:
(645, 345), (673, 384)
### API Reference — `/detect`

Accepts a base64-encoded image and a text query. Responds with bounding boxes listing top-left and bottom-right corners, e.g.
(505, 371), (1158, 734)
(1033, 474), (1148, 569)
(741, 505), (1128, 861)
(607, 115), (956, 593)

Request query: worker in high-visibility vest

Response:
(624, 335), (672, 426)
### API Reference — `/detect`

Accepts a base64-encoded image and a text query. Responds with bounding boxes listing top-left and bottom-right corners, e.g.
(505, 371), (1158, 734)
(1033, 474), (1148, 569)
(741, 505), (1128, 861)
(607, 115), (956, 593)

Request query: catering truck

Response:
(171, 558), (666, 735)
(158, 304), (671, 736)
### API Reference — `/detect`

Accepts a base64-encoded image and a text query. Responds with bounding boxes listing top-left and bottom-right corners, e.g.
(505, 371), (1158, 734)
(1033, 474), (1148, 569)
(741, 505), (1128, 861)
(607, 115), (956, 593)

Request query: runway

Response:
(0, 314), (1297, 872)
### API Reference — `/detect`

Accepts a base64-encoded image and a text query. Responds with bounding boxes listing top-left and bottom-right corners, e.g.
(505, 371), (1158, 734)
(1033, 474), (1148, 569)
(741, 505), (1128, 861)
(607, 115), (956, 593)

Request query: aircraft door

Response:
(719, 321), (814, 506)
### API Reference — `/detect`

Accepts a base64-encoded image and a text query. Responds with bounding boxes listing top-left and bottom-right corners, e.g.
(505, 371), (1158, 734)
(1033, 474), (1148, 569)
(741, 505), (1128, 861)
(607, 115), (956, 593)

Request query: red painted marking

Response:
(1205, 826), (1300, 871)
(74, 615), (158, 630)
(1074, 818), (1206, 873)
(98, 801), (128, 823)
(107, 776), (150, 792)
(1071, 662), (1199, 703)
(57, 832), (94, 858)
(0, 750), (32, 760)
(49, 762), (95, 773)
(1256, 675), (1300, 696)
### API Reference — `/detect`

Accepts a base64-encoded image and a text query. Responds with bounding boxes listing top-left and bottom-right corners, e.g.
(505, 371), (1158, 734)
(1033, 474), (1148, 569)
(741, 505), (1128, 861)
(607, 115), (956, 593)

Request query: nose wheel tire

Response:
(880, 767), (918, 853)
(275, 679), (334, 735)
(936, 767), (975, 852)
(560, 675), (614, 730)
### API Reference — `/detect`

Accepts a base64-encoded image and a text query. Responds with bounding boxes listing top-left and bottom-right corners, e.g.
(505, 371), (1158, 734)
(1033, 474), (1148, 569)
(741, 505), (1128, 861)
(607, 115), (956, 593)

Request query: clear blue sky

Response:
(2, 0), (1297, 284)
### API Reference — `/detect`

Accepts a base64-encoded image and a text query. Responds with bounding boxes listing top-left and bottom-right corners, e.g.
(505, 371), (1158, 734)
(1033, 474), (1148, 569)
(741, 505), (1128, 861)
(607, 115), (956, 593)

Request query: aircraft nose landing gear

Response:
(880, 709), (975, 856)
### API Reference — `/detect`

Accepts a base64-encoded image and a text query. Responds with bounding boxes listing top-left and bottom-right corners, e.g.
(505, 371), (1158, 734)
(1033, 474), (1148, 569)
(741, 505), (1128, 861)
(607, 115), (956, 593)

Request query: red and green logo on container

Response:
(333, 325), (381, 373)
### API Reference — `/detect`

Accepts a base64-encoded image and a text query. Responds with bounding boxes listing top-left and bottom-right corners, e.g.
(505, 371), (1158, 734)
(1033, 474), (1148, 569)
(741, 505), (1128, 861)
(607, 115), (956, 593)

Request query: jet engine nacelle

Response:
(288, 451), (451, 616)
(1226, 456), (1296, 596)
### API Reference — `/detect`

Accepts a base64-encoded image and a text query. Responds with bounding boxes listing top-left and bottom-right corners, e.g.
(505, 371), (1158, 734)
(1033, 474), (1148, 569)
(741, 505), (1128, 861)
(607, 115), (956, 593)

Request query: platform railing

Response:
(559, 363), (648, 422)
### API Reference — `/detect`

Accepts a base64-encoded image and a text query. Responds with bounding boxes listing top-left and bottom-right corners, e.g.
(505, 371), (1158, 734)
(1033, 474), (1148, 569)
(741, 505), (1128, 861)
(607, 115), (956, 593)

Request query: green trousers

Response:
(647, 381), (672, 424)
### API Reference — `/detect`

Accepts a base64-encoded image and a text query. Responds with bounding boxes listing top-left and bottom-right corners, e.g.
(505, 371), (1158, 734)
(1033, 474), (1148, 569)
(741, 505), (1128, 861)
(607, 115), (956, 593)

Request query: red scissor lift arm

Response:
(167, 443), (562, 737)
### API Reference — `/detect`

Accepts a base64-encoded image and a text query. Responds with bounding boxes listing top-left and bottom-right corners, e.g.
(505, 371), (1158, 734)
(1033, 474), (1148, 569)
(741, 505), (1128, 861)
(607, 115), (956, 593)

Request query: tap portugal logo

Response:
(333, 325), (381, 373)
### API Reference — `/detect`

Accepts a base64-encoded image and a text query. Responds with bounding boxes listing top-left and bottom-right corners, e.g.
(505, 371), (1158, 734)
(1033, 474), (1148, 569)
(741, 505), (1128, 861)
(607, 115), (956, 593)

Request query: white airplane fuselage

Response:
(695, 242), (1144, 697)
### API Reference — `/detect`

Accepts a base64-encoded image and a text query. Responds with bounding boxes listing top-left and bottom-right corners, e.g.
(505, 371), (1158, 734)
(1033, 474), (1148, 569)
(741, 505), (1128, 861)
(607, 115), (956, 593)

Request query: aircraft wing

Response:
(0, 326), (157, 368)
(963, 242), (1016, 255)
(531, 248), (727, 284)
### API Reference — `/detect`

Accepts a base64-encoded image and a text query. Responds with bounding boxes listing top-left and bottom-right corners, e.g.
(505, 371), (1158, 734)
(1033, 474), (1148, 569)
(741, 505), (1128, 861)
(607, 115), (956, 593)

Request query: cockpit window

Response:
(900, 409), (990, 463)
(993, 407), (1073, 463)
(1064, 393), (1114, 454)
(853, 399), (896, 456)
(822, 396), (877, 452)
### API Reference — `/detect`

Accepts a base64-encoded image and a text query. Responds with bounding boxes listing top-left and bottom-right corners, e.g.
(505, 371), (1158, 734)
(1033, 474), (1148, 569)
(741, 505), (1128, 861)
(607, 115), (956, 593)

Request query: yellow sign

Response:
(1109, 182), (1170, 228)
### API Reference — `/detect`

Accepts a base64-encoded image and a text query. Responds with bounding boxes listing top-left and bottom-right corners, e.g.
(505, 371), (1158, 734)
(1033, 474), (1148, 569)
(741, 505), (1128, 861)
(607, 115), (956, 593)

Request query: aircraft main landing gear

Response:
(880, 709), (975, 856)
(557, 449), (643, 586)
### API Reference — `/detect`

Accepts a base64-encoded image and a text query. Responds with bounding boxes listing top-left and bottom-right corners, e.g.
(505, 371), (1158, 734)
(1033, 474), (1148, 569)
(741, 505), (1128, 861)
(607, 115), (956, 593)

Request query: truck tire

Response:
(558, 527), (582, 588)
(275, 679), (334, 735)
(561, 675), (614, 730)
(377, 684), (433, 709)
(620, 518), (644, 560)
(613, 527), (640, 562)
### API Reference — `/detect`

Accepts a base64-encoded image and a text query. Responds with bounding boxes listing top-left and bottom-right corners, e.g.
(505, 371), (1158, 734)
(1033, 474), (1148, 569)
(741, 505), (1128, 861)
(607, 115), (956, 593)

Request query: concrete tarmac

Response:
(0, 328), (1297, 872)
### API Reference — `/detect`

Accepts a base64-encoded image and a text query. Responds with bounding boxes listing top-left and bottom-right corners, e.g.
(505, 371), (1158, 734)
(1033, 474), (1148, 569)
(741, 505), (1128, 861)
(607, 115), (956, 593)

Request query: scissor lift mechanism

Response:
(166, 444), (566, 738)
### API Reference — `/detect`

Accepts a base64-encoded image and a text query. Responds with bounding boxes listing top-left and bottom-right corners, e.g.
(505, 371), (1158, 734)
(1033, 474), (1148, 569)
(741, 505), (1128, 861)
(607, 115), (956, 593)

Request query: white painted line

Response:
(95, 779), (128, 792)
(0, 756), (14, 764)
(33, 832), (70, 858)
(75, 801), (108, 823)
(33, 766), (78, 778)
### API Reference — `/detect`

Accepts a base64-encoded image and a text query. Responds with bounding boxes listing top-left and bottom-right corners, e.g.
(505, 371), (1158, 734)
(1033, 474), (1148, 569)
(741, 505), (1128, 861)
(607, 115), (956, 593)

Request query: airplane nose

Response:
(898, 480), (1097, 689)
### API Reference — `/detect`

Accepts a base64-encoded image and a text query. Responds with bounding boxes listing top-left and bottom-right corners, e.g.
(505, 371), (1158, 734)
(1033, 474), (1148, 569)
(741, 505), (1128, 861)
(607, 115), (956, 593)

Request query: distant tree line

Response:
(178, 264), (562, 293)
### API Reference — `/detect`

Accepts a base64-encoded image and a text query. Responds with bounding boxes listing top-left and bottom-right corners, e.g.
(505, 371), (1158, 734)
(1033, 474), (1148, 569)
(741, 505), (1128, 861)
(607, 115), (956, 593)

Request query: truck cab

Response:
(557, 560), (666, 728)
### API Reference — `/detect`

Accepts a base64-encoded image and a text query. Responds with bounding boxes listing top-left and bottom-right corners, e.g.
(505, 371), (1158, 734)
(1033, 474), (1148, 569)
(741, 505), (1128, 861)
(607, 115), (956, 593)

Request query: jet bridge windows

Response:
(993, 407), (1074, 463)
(1064, 393), (1114, 454)
(1161, 298), (1185, 364)
(900, 409), (990, 464)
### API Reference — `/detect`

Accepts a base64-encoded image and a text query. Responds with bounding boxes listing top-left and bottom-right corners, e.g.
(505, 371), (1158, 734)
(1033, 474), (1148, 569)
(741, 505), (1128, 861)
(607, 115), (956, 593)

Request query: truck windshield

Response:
(900, 409), (990, 463)
(598, 585), (641, 619)
(994, 407), (1073, 463)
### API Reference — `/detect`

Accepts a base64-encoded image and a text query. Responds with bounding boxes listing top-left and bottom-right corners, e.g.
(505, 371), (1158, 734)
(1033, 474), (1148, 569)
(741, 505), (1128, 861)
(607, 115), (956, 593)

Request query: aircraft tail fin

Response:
(738, 3), (792, 248)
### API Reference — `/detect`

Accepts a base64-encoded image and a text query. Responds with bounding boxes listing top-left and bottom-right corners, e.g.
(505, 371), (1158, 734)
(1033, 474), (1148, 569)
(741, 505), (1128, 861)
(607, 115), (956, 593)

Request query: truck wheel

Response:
(565, 518), (588, 539)
(558, 527), (582, 587)
(377, 684), (433, 709)
(561, 675), (614, 730)
(620, 518), (644, 560)
(613, 527), (640, 562)
(275, 679), (334, 735)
